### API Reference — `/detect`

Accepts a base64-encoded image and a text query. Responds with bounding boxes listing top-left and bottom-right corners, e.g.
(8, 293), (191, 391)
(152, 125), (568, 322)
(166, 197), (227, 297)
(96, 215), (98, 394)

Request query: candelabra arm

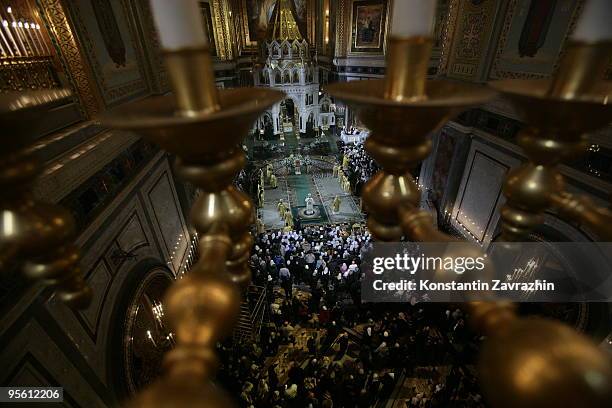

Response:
(483, 48), (612, 407)
(399, 207), (456, 242)
(384, 37), (432, 102)
(0, 90), (91, 309)
(102, 43), (283, 405)
(547, 41), (612, 99)
(465, 301), (518, 334)
(165, 47), (220, 116)
(551, 191), (612, 241)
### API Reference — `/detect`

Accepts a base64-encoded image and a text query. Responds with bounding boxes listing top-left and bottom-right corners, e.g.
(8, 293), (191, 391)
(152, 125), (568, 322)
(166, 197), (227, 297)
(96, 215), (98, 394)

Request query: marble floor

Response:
(313, 175), (364, 224)
(252, 128), (363, 229)
(259, 170), (364, 229)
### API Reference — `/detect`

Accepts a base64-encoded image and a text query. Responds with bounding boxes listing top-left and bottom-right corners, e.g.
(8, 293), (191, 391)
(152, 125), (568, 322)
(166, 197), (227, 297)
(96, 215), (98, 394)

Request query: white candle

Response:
(3, 20), (20, 56)
(390, 0), (437, 37)
(0, 22), (14, 56)
(10, 21), (26, 55)
(23, 21), (43, 55)
(572, 0), (612, 42)
(33, 23), (51, 55)
(149, 0), (208, 49)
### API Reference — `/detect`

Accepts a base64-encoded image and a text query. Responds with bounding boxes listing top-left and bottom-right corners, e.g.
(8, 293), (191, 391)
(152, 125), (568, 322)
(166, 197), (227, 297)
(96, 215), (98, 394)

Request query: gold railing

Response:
(0, 20), (610, 408)
(0, 56), (59, 91)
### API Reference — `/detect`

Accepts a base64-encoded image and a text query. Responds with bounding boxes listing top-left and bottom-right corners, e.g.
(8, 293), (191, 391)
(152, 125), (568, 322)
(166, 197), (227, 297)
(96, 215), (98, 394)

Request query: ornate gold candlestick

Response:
(0, 89), (92, 308)
(473, 43), (612, 407)
(384, 37), (432, 101)
(102, 45), (283, 407)
(327, 36), (612, 408)
(327, 38), (494, 242)
(491, 40), (612, 242)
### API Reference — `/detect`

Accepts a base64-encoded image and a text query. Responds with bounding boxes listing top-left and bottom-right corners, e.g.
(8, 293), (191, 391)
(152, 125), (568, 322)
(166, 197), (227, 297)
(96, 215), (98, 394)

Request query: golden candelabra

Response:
(492, 40), (612, 242)
(326, 36), (612, 408)
(102, 45), (283, 407)
(0, 89), (91, 308)
(0, 29), (605, 408)
(0, 2), (58, 92)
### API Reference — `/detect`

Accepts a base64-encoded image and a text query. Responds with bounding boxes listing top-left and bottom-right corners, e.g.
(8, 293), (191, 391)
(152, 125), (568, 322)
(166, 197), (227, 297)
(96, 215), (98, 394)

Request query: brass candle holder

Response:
(384, 37), (432, 102)
(0, 89), (92, 309)
(327, 37), (612, 408)
(491, 40), (612, 242)
(102, 45), (283, 407)
(327, 37), (494, 242)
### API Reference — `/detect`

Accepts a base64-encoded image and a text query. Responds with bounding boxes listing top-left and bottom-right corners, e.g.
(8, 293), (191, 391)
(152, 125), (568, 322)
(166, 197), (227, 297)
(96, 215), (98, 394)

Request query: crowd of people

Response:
(215, 224), (487, 408)
(342, 143), (379, 196)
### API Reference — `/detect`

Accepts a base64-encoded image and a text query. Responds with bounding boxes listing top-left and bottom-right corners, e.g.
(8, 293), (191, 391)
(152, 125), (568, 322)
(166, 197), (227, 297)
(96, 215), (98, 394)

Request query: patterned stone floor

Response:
(264, 288), (321, 382)
(263, 287), (363, 384)
(259, 171), (364, 229)
(313, 175), (364, 225)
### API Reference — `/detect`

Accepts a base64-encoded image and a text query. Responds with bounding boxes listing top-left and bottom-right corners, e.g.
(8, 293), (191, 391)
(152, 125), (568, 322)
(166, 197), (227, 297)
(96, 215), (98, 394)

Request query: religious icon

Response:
(352, 0), (386, 51)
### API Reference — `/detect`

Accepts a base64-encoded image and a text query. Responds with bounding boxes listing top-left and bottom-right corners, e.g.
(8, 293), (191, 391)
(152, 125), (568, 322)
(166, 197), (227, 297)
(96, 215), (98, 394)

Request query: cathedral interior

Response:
(1, 0), (611, 407)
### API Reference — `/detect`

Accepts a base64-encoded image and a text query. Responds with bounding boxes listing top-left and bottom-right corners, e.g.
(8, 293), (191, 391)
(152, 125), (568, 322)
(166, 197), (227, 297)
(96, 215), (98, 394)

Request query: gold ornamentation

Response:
(271, 0), (303, 40)
(445, 0), (496, 80)
(0, 89), (92, 308)
(0, 57), (60, 92)
(328, 36), (612, 408)
(490, 41), (612, 243)
(437, 0), (460, 76)
(102, 46), (283, 406)
(211, 0), (233, 60)
(384, 37), (432, 102)
(238, 0), (258, 51)
(38, 0), (99, 118)
(335, 0), (347, 57)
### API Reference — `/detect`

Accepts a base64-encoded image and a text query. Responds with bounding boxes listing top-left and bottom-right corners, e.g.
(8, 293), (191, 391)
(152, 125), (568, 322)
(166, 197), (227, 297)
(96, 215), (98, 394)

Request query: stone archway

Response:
(107, 259), (175, 400)
(281, 98), (296, 121)
(305, 111), (315, 137)
(490, 219), (612, 341)
(262, 112), (274, 139)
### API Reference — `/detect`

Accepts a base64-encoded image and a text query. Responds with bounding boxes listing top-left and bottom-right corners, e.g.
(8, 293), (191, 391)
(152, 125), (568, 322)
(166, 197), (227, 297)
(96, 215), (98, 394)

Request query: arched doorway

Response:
(305, 112), (315, 137)
(107, 260), (175, 400)
(490, 225), (612, 341)
(262, 113), (274, 139)
(281, 98), (295, 121)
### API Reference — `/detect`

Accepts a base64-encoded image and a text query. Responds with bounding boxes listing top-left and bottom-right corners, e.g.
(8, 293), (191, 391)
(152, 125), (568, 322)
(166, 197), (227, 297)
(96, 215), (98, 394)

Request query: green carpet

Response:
(287, 174), (329, 224)
(288, 174), (311, 205)
(284, 129), (299, 150)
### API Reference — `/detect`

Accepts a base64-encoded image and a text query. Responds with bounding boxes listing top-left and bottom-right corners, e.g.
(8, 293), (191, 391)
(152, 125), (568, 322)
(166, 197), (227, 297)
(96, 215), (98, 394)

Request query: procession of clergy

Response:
(255, 153), (353, 231)
(333, 153), (352, 194)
